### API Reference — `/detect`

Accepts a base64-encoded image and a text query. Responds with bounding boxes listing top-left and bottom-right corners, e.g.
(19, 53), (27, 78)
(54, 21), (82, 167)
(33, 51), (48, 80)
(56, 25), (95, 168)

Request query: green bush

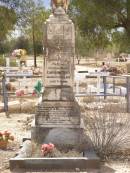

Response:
(0, 56), (17, 67)
(0, 56), (6, 66)
(10, 60), (17, 67)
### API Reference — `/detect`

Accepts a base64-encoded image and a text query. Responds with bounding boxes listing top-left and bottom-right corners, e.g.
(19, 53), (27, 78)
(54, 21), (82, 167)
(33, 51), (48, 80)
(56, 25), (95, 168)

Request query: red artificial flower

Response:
(3, 131), (10, 137)
(41, 143), (55, 156)
(9, 135), (14, 141)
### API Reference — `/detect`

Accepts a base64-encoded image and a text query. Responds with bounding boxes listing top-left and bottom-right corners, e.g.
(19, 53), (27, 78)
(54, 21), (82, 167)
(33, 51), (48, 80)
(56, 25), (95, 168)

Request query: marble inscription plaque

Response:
(44, 21), (74, 87)
(36, 102), (80, 125)
(45, 58), (73, 86)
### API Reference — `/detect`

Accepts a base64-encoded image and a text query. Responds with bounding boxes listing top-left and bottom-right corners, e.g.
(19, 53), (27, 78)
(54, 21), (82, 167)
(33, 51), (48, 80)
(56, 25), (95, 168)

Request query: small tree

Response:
(18, 0), (50, 67)
(0, 1), (18, 42)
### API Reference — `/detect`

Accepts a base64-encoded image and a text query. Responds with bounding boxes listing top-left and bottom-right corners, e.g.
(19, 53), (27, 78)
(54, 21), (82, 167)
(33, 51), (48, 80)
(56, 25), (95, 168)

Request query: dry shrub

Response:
(82, 96), (95, 103)
(7, 100), (36, 114)
(84, 112), (130, 160)
(82, 97), (126, 113)
(101, 102), (126, 113)
(104, 98), (119, 103)
(79, 82), (87, 88)
(80, 106), (86, 113)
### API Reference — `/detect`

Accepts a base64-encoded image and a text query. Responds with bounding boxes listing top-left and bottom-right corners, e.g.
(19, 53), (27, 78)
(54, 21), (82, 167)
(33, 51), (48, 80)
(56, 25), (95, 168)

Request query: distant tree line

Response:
(1, 0), (130, 66)
(69, 0), (130, 58)
(0, 0), (50, 66)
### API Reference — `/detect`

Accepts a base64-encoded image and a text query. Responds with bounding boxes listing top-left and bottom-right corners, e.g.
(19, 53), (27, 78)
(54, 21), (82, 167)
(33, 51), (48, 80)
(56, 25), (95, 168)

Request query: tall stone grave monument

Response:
(32, 0), (86, 149)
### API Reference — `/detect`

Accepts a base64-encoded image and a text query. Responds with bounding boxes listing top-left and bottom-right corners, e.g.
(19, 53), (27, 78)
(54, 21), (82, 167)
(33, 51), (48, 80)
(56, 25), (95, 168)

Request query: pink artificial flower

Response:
(41, 143), (55, 156)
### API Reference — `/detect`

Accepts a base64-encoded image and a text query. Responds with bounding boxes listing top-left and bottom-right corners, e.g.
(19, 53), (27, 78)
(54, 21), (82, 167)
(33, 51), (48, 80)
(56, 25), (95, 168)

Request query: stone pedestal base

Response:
(31, 96), (90, 150)
(31, 122), (91, 151)
(32, 87), (92, 150)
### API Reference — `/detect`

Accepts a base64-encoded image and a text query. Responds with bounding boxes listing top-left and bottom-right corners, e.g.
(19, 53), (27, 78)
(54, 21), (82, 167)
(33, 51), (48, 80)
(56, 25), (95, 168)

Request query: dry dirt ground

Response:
(0, 113), (32, 173)
(0, 113), (130, 173)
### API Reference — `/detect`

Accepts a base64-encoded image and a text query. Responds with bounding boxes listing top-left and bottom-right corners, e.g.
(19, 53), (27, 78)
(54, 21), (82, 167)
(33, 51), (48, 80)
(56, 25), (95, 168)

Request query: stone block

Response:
(42, 87), (75, 101)
(10, 157), (100, 171)
(35, 101), (80, 126)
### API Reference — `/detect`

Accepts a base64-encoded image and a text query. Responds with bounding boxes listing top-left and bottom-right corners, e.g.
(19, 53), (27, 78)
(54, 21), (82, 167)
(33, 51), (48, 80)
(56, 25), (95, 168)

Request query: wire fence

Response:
(0, 73), (130, 115)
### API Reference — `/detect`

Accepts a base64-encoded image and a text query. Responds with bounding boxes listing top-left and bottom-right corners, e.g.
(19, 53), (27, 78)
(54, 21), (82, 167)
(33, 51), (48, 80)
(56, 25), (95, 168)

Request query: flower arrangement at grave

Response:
(12, 49), (27, 59)
(41, 143), (55, 156)
(12, 49), (27, 66)
(16, 89), (25, 97)
(0, 130), (14, 149)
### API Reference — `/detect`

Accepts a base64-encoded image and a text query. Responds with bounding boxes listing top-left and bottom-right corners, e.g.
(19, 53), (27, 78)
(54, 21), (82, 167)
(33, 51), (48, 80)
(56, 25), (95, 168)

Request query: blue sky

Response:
(43, 0), (50, 9)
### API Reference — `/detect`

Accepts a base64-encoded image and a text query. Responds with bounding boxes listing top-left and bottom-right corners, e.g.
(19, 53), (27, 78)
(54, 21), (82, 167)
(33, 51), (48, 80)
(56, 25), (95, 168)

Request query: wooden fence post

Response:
(76, 80), (80, 94)
(97, 75), (101, 95)
(2, 73), (9, 117)
(103, 76), (107, 99)
(126, 76), (130, 113)
(113, 77), (116, 94)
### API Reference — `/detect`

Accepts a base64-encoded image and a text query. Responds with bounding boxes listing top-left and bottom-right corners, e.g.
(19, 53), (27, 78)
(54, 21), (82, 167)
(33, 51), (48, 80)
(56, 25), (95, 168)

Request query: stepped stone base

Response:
(10, 156), (100, 172)
(10, 139), (100, 172)
(31, 123), (91, 150)
(32, 98), (89, 149)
